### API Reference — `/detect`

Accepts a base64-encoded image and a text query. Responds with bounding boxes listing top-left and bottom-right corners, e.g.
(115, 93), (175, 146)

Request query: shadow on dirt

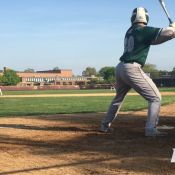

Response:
(0, 124), (91, 132)
(0, 113), (175, 174)
(0, 157), (117, 175)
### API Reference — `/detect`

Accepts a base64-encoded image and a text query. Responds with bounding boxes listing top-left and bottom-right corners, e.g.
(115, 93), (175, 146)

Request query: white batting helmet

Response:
(131, 7), (149, 25)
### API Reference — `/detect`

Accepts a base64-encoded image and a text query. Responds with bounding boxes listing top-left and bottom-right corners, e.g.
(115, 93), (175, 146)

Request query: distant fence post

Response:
(0, 89), (3, 96)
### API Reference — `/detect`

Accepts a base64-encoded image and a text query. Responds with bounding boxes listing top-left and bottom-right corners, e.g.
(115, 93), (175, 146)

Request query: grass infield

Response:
(0, 95), (175, 116)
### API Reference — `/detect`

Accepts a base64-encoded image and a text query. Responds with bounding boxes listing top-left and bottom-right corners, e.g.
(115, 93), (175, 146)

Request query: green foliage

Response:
(143, 63), (159, 79)
(0, 75), (2, 83)
(1, 69), (21, 86)
(53, 67), (60, 71)
(171, 67), (175, 77)
(143, 63), (157, 72)
(82, 67), (97, 77)
(24, 68), (35, 72)
(99, 66), (115, 83)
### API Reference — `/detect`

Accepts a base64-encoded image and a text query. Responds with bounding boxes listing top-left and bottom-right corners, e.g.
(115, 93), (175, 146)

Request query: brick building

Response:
(16, 69), (88, 86)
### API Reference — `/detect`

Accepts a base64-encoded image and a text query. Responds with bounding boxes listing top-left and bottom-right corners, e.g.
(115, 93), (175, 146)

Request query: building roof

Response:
(17, 69), (73, 78)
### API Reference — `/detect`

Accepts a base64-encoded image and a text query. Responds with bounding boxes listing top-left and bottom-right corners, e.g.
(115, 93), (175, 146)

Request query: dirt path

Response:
(0, 104), (174, 175)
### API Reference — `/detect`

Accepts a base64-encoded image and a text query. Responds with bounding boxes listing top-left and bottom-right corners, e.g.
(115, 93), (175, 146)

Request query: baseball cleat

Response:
(99, 124), (113, 133)
(145, 129), (168, 137)
(157, 125), (175, 130)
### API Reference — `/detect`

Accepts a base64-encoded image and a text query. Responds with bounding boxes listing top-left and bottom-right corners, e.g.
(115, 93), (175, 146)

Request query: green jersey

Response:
(120, 25), (162, 66)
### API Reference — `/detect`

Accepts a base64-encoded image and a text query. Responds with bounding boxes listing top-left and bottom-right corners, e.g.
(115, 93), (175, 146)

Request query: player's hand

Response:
(169, 22), (175, 29)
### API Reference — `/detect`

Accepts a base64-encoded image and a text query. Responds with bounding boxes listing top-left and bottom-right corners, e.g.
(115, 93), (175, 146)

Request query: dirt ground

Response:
(0, 104), (175, 175)
(2, 91), (175, 98)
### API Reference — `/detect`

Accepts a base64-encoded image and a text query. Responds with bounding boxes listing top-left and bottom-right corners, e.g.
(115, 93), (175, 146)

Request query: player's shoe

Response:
(99, 124), (113, 133)
(157, 125), (174, 130)
(145, 128), (168, 137)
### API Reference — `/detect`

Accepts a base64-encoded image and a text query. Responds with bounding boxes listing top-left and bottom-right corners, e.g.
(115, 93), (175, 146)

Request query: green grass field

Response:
(0, 95), (175, 116)
(1, 87), (175, 95)
(2, 89), (113, 95)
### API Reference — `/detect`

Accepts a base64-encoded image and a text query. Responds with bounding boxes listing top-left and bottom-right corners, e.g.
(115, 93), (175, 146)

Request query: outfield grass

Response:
(2, 89), (113, 95)
(0, 95), (175, 116)
(1, 87), (175, 95)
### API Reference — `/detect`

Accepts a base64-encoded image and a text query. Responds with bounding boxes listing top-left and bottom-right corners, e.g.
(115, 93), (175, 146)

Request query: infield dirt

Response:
(1, 91), (175, 98)
(0, 104), (174, 175)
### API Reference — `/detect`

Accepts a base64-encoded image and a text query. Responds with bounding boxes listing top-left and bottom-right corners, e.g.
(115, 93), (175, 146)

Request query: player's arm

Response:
(151, 23), (175, 45)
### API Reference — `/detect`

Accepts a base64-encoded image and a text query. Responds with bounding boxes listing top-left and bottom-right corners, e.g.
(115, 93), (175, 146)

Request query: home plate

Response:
(157, 125), (175, 130)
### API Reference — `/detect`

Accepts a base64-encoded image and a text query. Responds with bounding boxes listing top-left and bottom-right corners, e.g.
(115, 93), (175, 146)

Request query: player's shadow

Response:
(0, 124), (90, 132)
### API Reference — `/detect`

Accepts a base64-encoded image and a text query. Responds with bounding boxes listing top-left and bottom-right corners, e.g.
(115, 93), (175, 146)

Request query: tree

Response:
(24, 68), (35, 72)
(171, 67), (175, 77)
(53, 67), (60, 71)
(99, 66), (115, 83)
(143, 63), (158, 72)
(0, 74), (3, 84)
(143, 63), (159, 79)
(1, 69), (21, 85)
(82, 67), (97, 77)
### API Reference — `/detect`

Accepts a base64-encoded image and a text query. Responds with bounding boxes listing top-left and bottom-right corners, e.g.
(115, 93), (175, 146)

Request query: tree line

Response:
(82, 64), (175, 84)
(0, 64), (175, 86)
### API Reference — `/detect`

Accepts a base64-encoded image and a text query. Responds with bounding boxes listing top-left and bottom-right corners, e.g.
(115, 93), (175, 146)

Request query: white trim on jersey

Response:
(155, 28), (163, 41)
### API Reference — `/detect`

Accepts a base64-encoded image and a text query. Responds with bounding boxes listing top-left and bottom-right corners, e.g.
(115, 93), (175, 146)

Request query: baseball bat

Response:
(158, 0), (173, 24)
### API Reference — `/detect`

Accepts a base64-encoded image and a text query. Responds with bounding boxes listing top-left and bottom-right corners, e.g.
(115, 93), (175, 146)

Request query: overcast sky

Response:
(0, 0), (175, 75)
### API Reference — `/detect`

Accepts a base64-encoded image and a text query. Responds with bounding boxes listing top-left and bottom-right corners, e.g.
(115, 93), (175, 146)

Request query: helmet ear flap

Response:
(146, 13), (149, 24)
(131, 14), (136, 24)
(144, 8), (149, 24)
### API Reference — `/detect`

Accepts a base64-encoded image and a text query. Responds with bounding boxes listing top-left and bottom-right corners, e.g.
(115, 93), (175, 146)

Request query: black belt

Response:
(122, 61), (135, 64)
(121, 61), (142, 67)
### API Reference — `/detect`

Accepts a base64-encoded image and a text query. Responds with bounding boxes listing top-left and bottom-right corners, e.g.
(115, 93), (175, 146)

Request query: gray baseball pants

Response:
(102, 62), (161, 132)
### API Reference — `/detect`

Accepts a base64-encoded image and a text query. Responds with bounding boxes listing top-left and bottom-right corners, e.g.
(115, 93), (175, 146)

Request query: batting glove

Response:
(169, 22), (175, 29)
(169, 23), (175, 38)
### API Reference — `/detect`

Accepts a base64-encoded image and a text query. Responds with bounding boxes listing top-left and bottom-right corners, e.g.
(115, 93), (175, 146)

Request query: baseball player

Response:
(100, 7), (175, 136)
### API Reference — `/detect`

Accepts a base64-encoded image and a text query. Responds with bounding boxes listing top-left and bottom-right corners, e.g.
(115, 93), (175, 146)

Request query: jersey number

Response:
(124, 36), (134, 53)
